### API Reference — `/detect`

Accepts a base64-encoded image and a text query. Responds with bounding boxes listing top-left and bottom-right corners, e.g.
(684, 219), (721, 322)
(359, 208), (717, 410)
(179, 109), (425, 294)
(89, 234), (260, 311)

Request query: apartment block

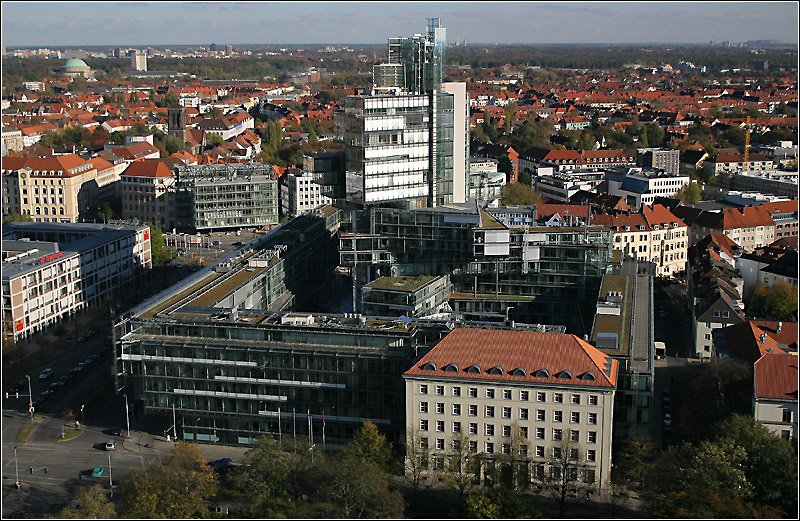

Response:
(754, 352), (798, 440)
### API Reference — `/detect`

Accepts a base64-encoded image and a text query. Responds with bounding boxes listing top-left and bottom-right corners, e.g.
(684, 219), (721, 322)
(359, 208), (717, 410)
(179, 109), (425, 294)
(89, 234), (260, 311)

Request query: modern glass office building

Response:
(174, 163), (279, 232)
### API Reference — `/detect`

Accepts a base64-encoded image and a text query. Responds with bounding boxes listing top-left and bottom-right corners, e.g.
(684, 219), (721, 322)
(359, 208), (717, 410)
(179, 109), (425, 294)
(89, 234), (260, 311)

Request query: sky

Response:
(1, 1), (798, 47)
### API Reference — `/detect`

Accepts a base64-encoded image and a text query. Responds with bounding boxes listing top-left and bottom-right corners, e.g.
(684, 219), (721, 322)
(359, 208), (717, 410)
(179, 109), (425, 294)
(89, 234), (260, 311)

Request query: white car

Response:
(38, 368), (54, 380)
(105, 440), (116, 451)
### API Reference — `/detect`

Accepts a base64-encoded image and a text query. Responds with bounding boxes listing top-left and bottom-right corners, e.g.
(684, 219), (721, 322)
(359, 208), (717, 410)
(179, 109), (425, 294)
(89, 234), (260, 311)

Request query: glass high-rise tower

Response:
(338, 19), (467, 208)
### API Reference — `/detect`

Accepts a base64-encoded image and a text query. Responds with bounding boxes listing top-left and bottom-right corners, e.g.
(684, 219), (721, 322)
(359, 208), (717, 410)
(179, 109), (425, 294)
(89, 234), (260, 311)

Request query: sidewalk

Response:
(121, 430), (250, 461)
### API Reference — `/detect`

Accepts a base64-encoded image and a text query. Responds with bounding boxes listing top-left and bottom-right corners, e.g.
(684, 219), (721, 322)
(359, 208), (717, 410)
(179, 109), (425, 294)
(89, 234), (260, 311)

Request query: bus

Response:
(655, 341), (667, 360)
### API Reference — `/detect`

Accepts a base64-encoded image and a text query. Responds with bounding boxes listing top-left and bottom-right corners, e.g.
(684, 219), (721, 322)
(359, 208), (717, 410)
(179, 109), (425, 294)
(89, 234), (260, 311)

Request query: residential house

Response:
(753, 352), (798, 439)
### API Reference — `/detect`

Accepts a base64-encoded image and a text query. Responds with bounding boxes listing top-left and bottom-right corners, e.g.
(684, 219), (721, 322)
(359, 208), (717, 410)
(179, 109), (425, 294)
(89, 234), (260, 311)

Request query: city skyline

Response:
(1, 1), (798, 47)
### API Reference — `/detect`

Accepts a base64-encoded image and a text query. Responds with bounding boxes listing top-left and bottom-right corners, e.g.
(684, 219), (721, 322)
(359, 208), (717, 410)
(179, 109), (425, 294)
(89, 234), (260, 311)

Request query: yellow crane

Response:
(743, 116), (751, 171)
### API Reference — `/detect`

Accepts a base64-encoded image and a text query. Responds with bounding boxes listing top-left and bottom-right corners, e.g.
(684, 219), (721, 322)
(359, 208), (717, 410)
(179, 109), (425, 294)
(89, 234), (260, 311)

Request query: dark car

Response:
(208, 458), (236, 469)
(103, 427), (122, 437)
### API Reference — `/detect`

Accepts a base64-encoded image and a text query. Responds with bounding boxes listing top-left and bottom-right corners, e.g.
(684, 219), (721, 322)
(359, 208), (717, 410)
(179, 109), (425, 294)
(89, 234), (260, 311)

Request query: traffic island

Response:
(16, 424), (36, 443)
(56, 427), (84, 442)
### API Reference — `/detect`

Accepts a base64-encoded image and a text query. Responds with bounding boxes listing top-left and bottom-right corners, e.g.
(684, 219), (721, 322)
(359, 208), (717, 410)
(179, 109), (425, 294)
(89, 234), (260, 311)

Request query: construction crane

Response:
(743, 115), (751, 171)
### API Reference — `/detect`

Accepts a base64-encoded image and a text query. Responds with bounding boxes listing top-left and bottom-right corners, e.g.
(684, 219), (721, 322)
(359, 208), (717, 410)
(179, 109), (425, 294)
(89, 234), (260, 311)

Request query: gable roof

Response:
(121, 160), (174, 178)
(750, 320), (799, 350)
(403, 328), (618, 388)
(754, 352), (798, 401)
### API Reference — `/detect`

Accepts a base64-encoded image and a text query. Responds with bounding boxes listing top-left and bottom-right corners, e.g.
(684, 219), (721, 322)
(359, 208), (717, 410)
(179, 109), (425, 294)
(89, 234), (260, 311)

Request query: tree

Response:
(534, 437), (592, 518)
(677, 181), (701, 204)
(309, 451), (405, 518)
(439, 430), (480, 497)
(612, 434), (655, 489)
(58, 484), (117, 519)
(234, 436), (301, 517)
(118, 442), (217, 518)
(161, 91), (179, 108)
(207, 107), (223, 118)
(465, 485), (543, 519)
(746, 282), (798, 321)
(716, 414), (798, 516)
(3, 213), (33, 224)
(204, 132), (224, 148)
(347, 421), (394, 473)
(403, 429), (431, 506)
(147, 224), (172, 266)
(500, 182), (541, 206)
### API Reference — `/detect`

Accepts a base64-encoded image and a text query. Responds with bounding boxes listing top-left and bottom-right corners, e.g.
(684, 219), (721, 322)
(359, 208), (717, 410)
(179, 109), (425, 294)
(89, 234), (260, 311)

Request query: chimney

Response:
(777, 321), (782, 334)
(760, 333), (767, 344)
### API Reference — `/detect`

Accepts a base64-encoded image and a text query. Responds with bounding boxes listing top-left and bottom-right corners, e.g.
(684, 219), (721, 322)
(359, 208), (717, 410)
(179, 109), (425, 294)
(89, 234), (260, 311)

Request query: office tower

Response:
(338, 19), (467, 208)
(131, 50), (147, 71)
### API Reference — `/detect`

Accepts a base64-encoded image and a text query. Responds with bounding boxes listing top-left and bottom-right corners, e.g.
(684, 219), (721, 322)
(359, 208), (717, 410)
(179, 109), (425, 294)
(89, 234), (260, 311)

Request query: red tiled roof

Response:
(722, 206), (776, 230)
(750, 320), (799, 350)
(121, 160), (173, 178)
(760, 200), (798, 216)
(641, 204), (686, 228)
(1, 154), (92, 177)
(403, 328), (618, 388)
(535, 204), (590, 221)
(754, 352), (798, 401)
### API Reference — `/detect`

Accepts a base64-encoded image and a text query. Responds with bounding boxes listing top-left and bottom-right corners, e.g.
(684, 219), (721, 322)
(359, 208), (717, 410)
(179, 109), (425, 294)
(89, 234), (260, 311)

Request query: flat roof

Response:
(366, 275), (437, 292)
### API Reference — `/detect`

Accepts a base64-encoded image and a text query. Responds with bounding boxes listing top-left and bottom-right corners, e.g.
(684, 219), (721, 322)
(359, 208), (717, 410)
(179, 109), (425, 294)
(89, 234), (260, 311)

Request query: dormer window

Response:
(487, 366), (504, 375)
(443, 363), (459, 372)
(579, 372), (596, 381)
(466, 364), (481, 374)
(421, 362), (437, 371)
(509, 367), (527, 377)
(534, 368), (549, 378)
(556, 370), (573, 379)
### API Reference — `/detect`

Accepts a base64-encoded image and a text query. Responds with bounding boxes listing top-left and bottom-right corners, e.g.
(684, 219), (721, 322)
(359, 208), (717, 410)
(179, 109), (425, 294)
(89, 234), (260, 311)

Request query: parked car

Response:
(208, 458), (234, 468)
(91, 466), (105, 478)
(663, 413), (672, 429)
(85, 354), (100, 364)
(38, 368), (54, 381)
(105, 440), (116, 451)
(103, 427), (122, 437)
(662, 390), (671, 406)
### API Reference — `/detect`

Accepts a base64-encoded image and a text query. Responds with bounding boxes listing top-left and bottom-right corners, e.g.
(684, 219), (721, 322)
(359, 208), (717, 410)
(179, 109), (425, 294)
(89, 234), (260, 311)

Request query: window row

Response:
(418, 384), (599, 405)
(419, 402), (598, 424)
(418, 420), (598, 443)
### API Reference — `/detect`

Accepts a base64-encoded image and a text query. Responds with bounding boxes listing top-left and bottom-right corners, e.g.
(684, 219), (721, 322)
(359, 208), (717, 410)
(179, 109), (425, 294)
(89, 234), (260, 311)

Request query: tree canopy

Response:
(746, 282), (798, 321)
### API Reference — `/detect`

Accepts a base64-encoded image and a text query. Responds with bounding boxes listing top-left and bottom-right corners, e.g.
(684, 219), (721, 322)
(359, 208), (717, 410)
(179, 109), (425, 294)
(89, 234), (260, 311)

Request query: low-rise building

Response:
(753, 352), (798, 440)
(403, 327), (618, 489)
(362, 275), (451, 318)
(605, 167), (690, 210)
(2, 222), (152, 344)
(280, 168), (332, 218)
(120, 160), (176, 230)
(678, 205), (777, 252)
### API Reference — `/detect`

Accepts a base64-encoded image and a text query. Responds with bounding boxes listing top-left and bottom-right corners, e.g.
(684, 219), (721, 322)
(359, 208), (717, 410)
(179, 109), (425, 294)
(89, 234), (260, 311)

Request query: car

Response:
(38, 368), (54, 380)
(208, 457), (234, 468)
(48, 380), (62, 391)
(91, 466), (105, 478)
(78, 335), (87, 343)
(37, 390), (51, 402)
(85, 354), (100, 364)
(663, 413), (672, 428)
(105, 440), (116, 451)
(75, 362), (88, 372)
(662, 390), (671, 405)
(658, 310), (666, 318)
(104, 427), (122, 437)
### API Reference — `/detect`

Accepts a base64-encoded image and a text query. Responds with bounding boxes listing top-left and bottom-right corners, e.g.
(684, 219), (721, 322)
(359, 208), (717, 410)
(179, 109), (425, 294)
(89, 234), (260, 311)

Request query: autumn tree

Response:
(500, 182), (541, 206)
(403, 429), (431, 506)
(746, 282), (798, 321)
(346, 421), (395, 473)
(117, 442), (217, 518)
(439, 430), (480, 497)
(58, 484), (117, 519)
(234, 436), (302, 517)
(534, 437), (593, 518)
(677, 181), (701, 204)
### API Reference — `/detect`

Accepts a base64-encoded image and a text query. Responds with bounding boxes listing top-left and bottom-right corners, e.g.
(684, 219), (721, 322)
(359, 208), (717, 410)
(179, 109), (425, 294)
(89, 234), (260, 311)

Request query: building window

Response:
(571, 412), (580, 423)
(485, 442), (494, 454)
(554, 393), (564, 403)
(554, 411), (563, 423)
(537, 392), (546, 402)
(588, 431), (597, 443)
(570, 429), (580, 442)
(469, 404), (478, 417)
(781, 430), (791, 440)
(436, 403), (445, 414)
(588, 413), (598, 425)
(553, 428), (562, 441)
(783, 409), (793, 423)
(469, 440), (478, 453)
(569, 448), (579, 460)
(536, 427), (545, 440)
(420, 419), (428, 431)
(420, 402), (428, 413)
(520, 390), (529, 401)
(552, 447), (562, 458)
(536, 409), (545, 421)
(436, 438), (445, 450)
(436, 385), (445, 395)
(452, 386), (461, 397)
(584, 468), (596, 484)
(589, 395), (598, 406)
(520, 408), (529, 420)
(486, 406), (495, 418)
(502, 443), (511, 455)
(519, 444), (528, 456)
(485, 424), (495, 436)
(453, 421), (461, 433)
(503, 389), (512, 400)
(502, 407), (512, 419)
(469, 387), (478, 398)
(436, 421), (445, 432)
(420, 437), (428, 449)
(536, 445), (545, 457)
(419, 384), (428, 395)
(503, 425), (512, 437)
(452, 404), (461, 416)
(587, 449), (596, 462)
(571, 394), (581, 405)
(520, 426), (528, 439)
(486, 389), (495, 399)
(469, 422), (478, 435)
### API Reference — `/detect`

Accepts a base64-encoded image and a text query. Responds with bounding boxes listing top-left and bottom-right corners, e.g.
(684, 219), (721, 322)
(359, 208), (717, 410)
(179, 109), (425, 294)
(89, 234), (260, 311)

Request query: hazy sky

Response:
(2, 1), (798, 47)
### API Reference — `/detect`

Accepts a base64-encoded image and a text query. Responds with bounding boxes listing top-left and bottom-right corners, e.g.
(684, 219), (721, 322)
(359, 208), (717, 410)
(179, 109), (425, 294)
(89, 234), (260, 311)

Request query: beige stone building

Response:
(403, 328), (618, 490)
(2, 154), (100, 223)
(120, 160), (176, 230)
(592, 204), (689, 277)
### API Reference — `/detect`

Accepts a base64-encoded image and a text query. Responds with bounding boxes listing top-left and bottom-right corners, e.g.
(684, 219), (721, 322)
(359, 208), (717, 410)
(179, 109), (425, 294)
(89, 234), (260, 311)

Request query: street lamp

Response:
(80, 404), (85, 425)
(124, 394), (130, 439)
(25, 375), (33, 423)
(14, 446), (20, 490)
(107, 451), (113, 498)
